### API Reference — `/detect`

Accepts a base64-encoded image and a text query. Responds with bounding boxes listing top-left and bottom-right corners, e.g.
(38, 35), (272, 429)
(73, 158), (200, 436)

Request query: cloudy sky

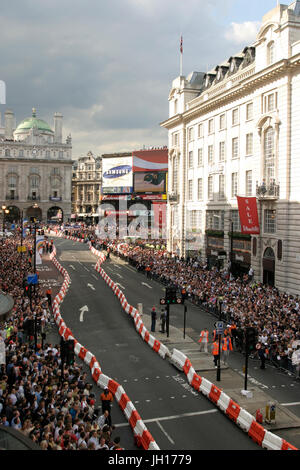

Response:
(0, 0), (278, 158)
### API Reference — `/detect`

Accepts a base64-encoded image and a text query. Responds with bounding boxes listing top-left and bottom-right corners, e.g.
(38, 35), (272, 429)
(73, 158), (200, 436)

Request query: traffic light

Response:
(245, 327), (258, 352)
(165, 286), (177, 304)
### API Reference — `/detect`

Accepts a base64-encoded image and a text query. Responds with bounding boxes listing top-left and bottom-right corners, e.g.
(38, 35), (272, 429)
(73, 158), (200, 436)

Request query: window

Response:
(5, 149), (10, 157)
(51, 177), (60, 189)
(246, 102), (253, 121)
(232, 108), (239, 126)
(188, 151), (194, 169)
(208, 119), (214, 134)
(264, 209), (276, 233)
(46, 150), (50, 158)
(219, 174), (225, 200)
(19, 149), (24, 157)
(267, 41), (275, 66)
(172, 156), (178, 192)
(30, 175), (39, 189)
(8, 175), (17, 189)
(197, 178), (203, 200)
(246, 170), (252, 196)
(197, 148), (203, 166)
(219, 113), (226, 130)
(232, 137), (239, 159)
(264, 127), (275, 184)
(246, 133), (253, 156)
(174, 99), (178, 115)
(198, 123), (204, 138)
(208, 176), (213, 200)
(219, 141), (225, 162)
(188, 211), (202, 231)
(277, 240), (283, 261)
(188, 180), (193, 200)
(208, 145), (214, 165)
(188, 127), (194, 142)
(264, 92), (277, 113)
(231, 210), (241, 232)
(206, 210), (224, 230)
(172, 132), (180, 147)
(231, 172), (238, 198)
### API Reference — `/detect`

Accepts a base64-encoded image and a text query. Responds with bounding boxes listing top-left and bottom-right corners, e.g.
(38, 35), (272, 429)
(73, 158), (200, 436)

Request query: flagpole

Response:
(180, 35), (183, 76)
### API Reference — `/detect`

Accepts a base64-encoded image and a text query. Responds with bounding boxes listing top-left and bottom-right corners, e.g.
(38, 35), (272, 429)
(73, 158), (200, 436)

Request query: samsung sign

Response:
(102, 157), (133, 194)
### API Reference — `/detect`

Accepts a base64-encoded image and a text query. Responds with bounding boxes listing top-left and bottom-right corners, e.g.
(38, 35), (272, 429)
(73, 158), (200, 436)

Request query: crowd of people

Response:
(0, 232), (124, 450)
(99, 237), (300, 376)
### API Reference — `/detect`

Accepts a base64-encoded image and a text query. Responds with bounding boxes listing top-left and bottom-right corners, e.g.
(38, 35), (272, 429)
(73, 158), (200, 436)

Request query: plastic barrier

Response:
(49, 244), (159, 450)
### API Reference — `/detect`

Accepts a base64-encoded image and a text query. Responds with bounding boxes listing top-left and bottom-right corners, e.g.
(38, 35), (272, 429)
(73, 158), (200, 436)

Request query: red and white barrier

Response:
(50, 245), (159, 451)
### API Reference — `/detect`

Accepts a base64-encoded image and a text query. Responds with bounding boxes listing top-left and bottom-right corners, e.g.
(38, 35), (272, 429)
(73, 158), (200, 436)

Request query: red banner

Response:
(237, 197), (260, 235)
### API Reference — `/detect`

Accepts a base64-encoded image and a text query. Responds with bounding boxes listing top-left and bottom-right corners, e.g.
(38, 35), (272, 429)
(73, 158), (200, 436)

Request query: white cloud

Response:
(225, 21), (260, 45)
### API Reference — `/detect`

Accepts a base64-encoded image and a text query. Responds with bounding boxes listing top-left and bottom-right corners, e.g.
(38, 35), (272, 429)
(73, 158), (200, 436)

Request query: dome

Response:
(14, 108), (54, 136)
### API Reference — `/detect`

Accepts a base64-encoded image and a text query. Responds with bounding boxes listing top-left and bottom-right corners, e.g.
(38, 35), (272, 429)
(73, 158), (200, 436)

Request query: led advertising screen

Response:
(102, 157), (133, 194)
(134, 172), (166, 194)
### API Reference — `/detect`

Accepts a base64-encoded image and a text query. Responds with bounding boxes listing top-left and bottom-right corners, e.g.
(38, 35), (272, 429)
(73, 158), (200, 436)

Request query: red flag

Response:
(180, 36), (183, 54)
(237, 197), (260, 235)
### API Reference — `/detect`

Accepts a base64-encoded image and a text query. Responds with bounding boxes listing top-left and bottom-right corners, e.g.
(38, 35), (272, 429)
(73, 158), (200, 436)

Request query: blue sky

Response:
(0, 0), (293, 156)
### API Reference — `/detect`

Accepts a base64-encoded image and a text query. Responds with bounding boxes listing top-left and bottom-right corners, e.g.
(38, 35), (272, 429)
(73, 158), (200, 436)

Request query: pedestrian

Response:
(257, 343), (267, 370)
(159, 309), (166, 333)
(221, 334), (233, 364)
(151, 307), (157, 332)
(211, 340), (220, 368)
(100, 388), (113, 414)
(46, 288), (52, 309)
(198, 328), (209, 353)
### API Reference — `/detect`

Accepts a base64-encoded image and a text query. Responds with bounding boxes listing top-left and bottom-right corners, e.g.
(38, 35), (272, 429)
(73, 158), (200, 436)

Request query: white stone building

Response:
(72, 151), (102, 221)
(0, 108), (73, 223)
(161, 1), (300, 294)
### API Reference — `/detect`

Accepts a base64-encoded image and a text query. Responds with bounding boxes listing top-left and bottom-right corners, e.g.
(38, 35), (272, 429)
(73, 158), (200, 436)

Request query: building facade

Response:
(0, 108), (73, 223)
(161, 1), (300, 294)
(72, 151), (102, 222)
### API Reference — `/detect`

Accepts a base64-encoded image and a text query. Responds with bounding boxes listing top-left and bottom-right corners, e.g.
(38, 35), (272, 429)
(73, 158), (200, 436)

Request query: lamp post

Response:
(2, 205), (10, 233)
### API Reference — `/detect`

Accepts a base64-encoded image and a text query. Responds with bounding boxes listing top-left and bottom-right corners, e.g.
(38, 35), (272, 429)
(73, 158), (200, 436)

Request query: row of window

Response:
(188, 134), (253, 168)
(187, 170), (253, 201)
(1, 148), (67, 158)
(186, 208), (276, 234)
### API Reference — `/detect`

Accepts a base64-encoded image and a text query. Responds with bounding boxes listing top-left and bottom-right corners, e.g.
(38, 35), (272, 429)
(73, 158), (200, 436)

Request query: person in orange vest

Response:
(212, 341), (220, 368)
(221, 333), (233, 364)
(212, 329), (217, 342)
(100, 388), (114, 414)
(229, 322), (237, 348)
(198, 328), (209, 353)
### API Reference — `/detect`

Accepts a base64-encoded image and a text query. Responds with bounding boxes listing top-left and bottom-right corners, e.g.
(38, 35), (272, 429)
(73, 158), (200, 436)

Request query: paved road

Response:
(53, 237), (261, 451)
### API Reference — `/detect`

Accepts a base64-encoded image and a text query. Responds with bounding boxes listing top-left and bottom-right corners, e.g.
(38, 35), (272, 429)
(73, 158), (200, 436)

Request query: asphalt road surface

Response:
(52, 237), (262, 451)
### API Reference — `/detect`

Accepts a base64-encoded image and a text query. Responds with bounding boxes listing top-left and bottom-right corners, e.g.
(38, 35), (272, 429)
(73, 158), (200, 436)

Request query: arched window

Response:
(264, 127), (275, 185)
(267, 41), (275, 65)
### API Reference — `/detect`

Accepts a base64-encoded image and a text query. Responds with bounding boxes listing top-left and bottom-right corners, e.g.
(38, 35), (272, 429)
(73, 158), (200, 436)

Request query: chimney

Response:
(4, 109), (14, 140)
(54, 112), (63, 143)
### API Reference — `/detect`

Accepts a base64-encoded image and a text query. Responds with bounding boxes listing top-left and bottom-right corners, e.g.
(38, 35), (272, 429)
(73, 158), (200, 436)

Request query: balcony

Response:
(5, 194), (19, 201)
(256, 181), (280, 200)
(27, 195), (40, 201)
(168, 192), (179, 203)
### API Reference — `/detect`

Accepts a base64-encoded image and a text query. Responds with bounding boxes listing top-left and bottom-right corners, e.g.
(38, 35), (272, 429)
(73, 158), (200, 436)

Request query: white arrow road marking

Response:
(79, 305), (89, 322)
(116, 273), (123, 279)
(115, 283), (125, 290)
(87, 283), (95, 291)
(69, 265), (76, 270)
(142, 282), (152, 289)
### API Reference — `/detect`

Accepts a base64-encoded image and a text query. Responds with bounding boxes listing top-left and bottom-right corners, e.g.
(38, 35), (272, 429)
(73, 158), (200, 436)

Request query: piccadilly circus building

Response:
(0, 107), (73, 223)
(161, 1), (300, 295)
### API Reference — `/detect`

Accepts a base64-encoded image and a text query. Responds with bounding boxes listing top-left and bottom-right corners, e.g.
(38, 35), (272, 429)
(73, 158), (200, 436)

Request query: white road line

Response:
(156, 421), (175, 445)
(92, 274), (98, 281)
(281, 402), (300, 407)
(115, 409), (217, 428)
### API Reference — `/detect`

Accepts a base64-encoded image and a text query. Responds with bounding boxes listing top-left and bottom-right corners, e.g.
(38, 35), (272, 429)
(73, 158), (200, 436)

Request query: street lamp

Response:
(1, 205), (10, 233)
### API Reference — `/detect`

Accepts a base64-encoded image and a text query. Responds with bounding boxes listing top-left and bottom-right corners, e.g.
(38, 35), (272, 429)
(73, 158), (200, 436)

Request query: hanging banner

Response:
(36, 237), (44, 265)
(237, 196), (260, 235)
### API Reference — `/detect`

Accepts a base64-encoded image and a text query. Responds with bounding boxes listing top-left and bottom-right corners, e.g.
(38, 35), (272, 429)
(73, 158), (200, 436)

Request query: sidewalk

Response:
(141, 311), (300, 434)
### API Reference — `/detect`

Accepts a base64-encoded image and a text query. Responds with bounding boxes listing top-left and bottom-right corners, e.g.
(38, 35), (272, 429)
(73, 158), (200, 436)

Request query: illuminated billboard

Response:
(102, 156), (133, 194)
(134, 172), (166, 194)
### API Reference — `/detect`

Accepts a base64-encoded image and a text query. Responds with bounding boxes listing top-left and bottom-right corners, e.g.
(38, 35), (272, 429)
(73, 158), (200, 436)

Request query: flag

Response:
(180, 36), (183, 54)
(237, 197), (260, 235)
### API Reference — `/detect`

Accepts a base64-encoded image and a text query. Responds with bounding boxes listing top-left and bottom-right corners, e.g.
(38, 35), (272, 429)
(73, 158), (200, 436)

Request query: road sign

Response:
(215, 321), (224, 335)
(160, 298), (166, 305)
